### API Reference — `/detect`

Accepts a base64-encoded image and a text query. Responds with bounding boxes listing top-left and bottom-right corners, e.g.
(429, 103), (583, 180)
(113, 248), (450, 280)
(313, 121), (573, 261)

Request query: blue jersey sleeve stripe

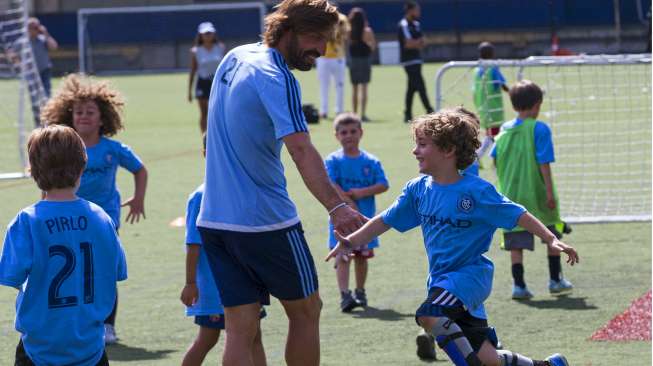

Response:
(272, 53), (301, 133)
(275, 53), (306, 133)
(289, 76), (308, 133)
(286, 231), (308, 297)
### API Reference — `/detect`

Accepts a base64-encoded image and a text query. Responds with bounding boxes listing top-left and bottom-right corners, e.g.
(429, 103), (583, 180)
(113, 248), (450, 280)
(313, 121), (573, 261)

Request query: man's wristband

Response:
(328, 202), (348, 215)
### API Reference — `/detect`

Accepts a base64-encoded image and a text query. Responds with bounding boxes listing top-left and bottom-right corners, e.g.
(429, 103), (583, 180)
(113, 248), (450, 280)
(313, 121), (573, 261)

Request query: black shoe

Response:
(340, 291), (359, 313)
(361, 115), (371, 122)
(354, 288), (367, 307)
(404, 113), (412, 123)
(426, 107), (434, 114)
(416, 330), (436, 360)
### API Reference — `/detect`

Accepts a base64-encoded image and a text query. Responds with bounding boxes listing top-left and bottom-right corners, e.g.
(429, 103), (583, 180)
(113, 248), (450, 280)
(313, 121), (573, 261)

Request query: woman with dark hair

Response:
(348, 7), (375, 122)
(187, 22), (226, 133)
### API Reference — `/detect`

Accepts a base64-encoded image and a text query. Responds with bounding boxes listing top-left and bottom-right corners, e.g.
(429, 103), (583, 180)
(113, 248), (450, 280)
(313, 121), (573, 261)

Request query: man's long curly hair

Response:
(263, 0), (338, 47)
(41, 73), (125, 137)
(411, 107), (481, 170)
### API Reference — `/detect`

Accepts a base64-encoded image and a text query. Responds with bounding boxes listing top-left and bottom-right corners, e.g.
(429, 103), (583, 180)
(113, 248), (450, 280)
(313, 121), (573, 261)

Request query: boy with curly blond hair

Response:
(327, 108), (578, 366)
(41, 73), (147, 344)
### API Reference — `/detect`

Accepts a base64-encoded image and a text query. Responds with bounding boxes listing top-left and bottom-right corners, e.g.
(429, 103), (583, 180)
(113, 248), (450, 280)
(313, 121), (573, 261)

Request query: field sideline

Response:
(0, 64), (650, 365)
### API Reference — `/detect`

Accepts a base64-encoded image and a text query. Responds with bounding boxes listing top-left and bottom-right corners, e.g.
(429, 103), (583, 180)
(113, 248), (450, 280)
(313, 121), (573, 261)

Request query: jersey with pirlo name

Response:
(0, 199), (127, 366)
(381, 174), (525, 319)
(325, 149), (389, 248)
(76, 137), (143, 229)
(198, 43), (309, 232)
(185, 184), (223, 316)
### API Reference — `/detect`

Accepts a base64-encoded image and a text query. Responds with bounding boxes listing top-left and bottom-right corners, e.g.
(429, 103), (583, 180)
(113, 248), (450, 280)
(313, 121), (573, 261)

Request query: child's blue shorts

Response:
(195, 307), (267, 329)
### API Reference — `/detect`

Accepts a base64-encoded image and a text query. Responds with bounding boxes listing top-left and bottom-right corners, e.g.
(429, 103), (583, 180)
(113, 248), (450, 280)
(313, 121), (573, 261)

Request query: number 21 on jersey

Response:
(48, 242), (94, 308)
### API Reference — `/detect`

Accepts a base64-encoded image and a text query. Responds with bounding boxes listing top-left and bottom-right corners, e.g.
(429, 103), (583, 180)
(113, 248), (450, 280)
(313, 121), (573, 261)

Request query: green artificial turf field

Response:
(0, 63), (650, 365)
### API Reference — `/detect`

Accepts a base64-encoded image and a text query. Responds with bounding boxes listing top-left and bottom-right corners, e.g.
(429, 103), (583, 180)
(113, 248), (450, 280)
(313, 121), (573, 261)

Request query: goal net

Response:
(77, 2), (266, 74)
(435, 54), (652, 223)
(0, 0), (47, 180)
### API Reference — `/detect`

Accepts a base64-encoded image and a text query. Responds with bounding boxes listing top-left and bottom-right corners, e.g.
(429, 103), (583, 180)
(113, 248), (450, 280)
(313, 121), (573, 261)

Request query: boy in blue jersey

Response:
(180, 135), (267, 366)
(491, 80), (573, 300)
(42, 73), (148, 343)
(327, 108), (579, 366)
(0, 125), (127, 366)
(325, 113), (389, 312)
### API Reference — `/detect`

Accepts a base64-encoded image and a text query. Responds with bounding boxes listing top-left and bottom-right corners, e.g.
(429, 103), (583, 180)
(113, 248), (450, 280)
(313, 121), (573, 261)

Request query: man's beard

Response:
(286, 34), (320, 71)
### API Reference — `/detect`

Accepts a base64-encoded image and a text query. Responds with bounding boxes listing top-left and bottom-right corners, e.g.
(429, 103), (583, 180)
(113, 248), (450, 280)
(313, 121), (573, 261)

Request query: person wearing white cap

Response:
(188, 21), (226, 133)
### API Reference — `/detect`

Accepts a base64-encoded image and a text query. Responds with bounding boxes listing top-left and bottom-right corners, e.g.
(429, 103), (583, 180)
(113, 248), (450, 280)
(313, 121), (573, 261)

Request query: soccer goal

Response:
(434, 54), (652, 223)
(0, 0), (48, 180)
(77, 2), (266, 74)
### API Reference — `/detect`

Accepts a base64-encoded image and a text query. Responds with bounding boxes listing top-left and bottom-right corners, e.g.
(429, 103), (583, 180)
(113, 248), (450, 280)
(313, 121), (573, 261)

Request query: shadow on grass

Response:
(106, 343), (175, 362)
(350, 305), (414, 321)
(515, 296), (598, 310)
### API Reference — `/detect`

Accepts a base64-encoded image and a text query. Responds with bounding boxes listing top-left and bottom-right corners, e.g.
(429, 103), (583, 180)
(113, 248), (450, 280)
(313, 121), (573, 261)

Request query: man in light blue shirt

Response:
(197, 0), (366, 364)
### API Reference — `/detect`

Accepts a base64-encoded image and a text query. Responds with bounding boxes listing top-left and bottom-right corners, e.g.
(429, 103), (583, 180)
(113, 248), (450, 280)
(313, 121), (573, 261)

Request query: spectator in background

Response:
(398, 0), (433, 123)
(348, 7), (375, 122)
(28, 17), (57, 97)
(317, 12), (349, 119)
(188, 22), (226, 133)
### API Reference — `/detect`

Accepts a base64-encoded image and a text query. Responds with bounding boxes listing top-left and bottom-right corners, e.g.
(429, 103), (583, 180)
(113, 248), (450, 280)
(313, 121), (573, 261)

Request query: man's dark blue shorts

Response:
(198, 222), (318, 307)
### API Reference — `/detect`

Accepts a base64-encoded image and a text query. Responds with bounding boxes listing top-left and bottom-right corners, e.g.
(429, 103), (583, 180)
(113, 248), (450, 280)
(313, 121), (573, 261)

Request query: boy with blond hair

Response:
(491, 80), (573, 299)
(327, 108), (578, 366)
(325, 113), (388, 312)
(0, 125), (127, 366)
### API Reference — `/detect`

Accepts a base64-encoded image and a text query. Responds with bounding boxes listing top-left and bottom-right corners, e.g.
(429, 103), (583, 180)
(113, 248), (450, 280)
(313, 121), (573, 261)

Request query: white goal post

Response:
(0, 0), (48, 180)
(434, 54), (652, 224)
(77, 2), (266, 74)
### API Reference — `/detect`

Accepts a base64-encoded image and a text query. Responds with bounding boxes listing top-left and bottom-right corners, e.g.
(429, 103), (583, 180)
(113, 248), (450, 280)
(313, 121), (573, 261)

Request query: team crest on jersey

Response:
(362, 165), (371, 177)
(105, 154), (112, 163)
(457, 194), (474, 213)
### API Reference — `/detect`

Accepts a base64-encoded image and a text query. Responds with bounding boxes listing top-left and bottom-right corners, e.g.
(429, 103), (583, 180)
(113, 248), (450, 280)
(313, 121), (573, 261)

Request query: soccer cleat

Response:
(354, 288), (367, 307)
(512, 285), (534, 300)
(340, 291), (359, 313)
(549, 278), (574, 295)
(545, 353), (569, 366)
(104, 324), (118, 345)
(415, 329), (437, 360)
(361, 115), (371, 123)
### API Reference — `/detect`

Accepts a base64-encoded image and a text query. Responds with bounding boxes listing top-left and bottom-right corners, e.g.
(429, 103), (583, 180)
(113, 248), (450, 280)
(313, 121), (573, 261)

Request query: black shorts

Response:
(198, 222), (319, 307)
(195, 76), (213, 99)
(349, 57), (371, 84)
(414, 287), (498, 352)
(15, 339), (109, 366)
(502, 225), (562, 251)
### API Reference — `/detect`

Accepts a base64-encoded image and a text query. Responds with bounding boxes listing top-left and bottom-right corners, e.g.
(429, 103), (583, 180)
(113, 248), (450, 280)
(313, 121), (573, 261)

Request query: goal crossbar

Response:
(77, 2), (267, 73)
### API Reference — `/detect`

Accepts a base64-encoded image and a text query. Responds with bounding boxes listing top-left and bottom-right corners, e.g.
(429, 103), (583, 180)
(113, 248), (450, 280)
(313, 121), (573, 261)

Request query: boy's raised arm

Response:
(517, 212), (579, 265)
(326, 215), (390, 262)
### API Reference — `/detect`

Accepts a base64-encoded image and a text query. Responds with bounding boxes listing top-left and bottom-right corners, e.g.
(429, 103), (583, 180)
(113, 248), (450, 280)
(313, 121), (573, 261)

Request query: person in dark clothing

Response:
(397, 0), (433, 122)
